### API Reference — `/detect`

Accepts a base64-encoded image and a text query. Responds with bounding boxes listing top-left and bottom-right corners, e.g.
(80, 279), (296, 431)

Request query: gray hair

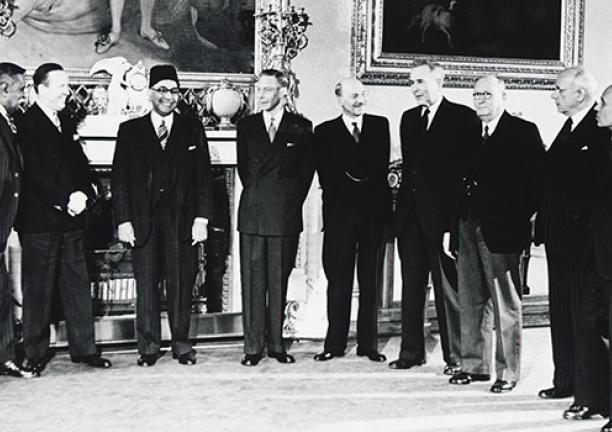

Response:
(562, 66), (598, 100)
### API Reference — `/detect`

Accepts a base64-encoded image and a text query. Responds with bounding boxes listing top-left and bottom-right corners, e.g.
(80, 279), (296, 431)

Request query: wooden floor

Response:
(1, 327), (605, 432)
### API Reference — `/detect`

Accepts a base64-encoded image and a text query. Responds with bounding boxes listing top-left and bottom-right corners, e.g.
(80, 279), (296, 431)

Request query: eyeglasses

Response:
(472, 91), (493, 100)
(152, 87), (181, 97)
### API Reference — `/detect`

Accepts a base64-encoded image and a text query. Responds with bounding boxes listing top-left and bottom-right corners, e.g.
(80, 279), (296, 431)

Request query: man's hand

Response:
(118, 222), (135, 247)
(442, 232), (456, 260)
(67, 191), (88, 217)
(192, 217), (208, 246)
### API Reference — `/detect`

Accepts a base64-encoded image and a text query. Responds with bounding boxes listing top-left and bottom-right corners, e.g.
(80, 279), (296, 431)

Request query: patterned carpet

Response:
(0, 328), (604, 432)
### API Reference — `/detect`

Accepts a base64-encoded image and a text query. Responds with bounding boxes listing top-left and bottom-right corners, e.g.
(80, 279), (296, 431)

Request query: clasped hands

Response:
(118, 218), (208, 247)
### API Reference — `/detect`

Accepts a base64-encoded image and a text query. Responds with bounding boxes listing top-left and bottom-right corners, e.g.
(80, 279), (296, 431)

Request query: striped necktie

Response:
(268, 117), (277, 142)
(158, 119), (169, 150)
(5, 115), (16, 134)
(52, 111), (62, 132)
(351, 122), (360, 143)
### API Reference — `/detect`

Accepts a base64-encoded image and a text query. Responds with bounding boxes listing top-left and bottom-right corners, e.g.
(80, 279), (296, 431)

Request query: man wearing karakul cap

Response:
(112, 64), (214, 366)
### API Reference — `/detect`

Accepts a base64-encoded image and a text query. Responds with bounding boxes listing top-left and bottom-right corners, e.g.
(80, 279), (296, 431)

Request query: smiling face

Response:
(596, 87), (612, 130)
(37, 70), (70, 112)
(337, 78), (367, 118)
(150, 79), (180, 116)
(410, 64), (443, 107)
(473, 76), (505, 123)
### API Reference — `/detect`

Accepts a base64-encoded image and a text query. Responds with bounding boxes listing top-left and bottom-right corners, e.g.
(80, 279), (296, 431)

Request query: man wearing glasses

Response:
(536, 67), (611, 419)
(112, 64), (213, 367)
(390, 60), (479, 374)
(236, 69), (315, 366)
(449, 75), (544, 392)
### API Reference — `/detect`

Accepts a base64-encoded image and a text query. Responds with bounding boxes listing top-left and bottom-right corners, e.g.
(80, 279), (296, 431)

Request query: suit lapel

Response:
(0, 116), (21, 170)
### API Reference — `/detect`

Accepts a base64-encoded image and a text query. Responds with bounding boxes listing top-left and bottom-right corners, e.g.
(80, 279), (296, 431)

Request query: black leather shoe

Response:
(24, 351), (54, 375)
(443, 363), (461, 376)
(449, 371), (491, 385)
(356, 349), (386, 362)
(490, 379), (516, 393)
(601, 419), (612, 432)
(388, 358), (425, 370)
(538, 387), (573, 399)
(71, 354), (112, 369)
(313, 351), (344, 361)
(0, 360), (36, 379)
(241, 353), (263, 366)
(175, 350), (197, 365)
(137, 353), (160, 367)
(563, 403), (609, 420)
(268, 352), (295, 364)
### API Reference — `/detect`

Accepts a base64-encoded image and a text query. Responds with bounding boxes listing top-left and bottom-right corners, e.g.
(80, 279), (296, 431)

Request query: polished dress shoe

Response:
(601, 419), (612, 432)
(71, 354), (112, 369)
(137, 353), (160, 367)
(174, 350), (197, 365)
(356, 349), (386, 362)
(0, 360), (36, 378)
(24, 351), (55, 375)
(268, 352), (295, 364)
(538, 387), (572, 399)
(388, 358), (425, 370)
(313, 351), (344, 362)
(443, 363), (461, 376)
(449, 371), (491, 385)
(490, 379), (516, 393)
(563, 403), (609, 420)
(241, 353), (263, 366)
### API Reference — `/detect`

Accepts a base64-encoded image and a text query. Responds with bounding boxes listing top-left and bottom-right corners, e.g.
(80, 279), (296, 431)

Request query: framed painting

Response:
(351, 0), (585, 89)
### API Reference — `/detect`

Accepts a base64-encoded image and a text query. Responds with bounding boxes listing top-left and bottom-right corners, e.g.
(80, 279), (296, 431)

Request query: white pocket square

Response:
(286, 142), (296, 147)
(188, 145), (196, 151)
(580, 146), (588, 151)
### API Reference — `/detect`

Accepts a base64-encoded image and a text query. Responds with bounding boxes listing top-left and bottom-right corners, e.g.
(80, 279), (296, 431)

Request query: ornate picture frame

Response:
(351, 0), (585, 89)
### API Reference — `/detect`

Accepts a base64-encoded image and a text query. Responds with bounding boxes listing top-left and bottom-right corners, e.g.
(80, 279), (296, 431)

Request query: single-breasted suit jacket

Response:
(16, 104), (94, 234)
(395, 97), (481, 241)
(112, 113), (214, 247)
(469, 111), (545, 254)
(0, 115), (21, 244)
(535, 107), (610, 255)
(237, 111), (315, 236)
(591, 135), (612, 280)
(314, 114), (392, 230)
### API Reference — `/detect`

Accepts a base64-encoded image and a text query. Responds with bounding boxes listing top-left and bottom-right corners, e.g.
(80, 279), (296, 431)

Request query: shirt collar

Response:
(0, 104), (9, 122)
(150, 110), (174, 132)
(36, 101), (60, 126)
(342, 114), (363, 133)
(569, 105), (591, 131)
(423, 96), (443, 118)
(482, 110), (504, 136)
(262, 108), (284, 130)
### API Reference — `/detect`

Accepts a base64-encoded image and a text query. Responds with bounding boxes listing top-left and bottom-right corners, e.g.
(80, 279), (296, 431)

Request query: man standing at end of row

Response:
(313, 77), (392, 362)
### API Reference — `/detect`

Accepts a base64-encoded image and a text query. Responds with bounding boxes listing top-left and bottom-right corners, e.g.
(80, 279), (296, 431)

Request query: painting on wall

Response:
(352, 0), (585, 89)
(0, 0), (256, 75)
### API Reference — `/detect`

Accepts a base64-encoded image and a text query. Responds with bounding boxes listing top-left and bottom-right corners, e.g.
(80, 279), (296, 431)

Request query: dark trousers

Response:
(545, 250), (578, 392)
(0, 243), (14, 363)
(397, 215), (460, 364)
(574, 242), (609, 412)
(132, 212), (196, 357)
(240, 233), (298, 355)
(21, 231), (96, 360)
(457, 217), (522, 381)
(321, 216), (384, 354)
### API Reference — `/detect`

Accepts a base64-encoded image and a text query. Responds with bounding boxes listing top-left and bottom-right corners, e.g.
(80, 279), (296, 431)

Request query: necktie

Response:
(268, 117), (277, 142)
(5, 115), (16, 134)
(483, 125), (490, 141)
(421, 107), (430, 131)
(559, 117), (573, 140)
(158, 119), (169, 150)
(52, 111), (62, 132)
(351, 121), (360, 143)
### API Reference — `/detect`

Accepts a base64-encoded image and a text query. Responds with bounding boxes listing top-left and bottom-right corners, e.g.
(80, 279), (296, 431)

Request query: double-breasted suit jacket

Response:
(237, 111), (315, 236)
(112, 112), (213, 356)
(0, 113), (21, 363)
(470, 111), (545, 254)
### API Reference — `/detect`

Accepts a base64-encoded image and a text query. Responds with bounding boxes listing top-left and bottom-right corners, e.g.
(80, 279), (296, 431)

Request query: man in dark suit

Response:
(17, 63), (111, 374)
(448, 75), (545, 392)
(594, 84), (612, 432)
(312, 78), (392, 362)
(390, 60), (480, 373)
(236, 69), (315, 366)
(113, 64), (213, 367)
(536, 67), (611, 420)
(0, 63), (34, 379)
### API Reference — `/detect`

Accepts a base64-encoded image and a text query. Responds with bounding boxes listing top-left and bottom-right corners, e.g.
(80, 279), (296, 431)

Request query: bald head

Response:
(596, 85), (612, 130)
(335, 77), (367, 117)
(473, 75), (506, 123)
